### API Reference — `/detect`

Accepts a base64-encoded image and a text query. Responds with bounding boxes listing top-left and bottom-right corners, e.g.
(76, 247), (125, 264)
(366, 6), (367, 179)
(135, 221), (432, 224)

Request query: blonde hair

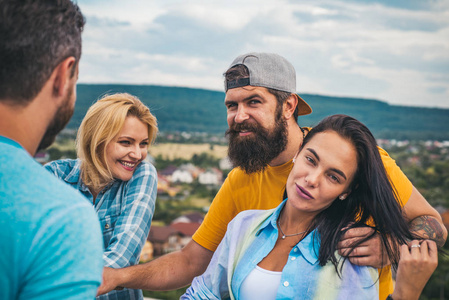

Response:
(76, 93), (158, 191)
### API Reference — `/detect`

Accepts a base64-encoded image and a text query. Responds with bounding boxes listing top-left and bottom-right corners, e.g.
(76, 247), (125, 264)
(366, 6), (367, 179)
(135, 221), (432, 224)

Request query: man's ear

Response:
(52, 56), (76, 98)
(283, 94), (298, 120)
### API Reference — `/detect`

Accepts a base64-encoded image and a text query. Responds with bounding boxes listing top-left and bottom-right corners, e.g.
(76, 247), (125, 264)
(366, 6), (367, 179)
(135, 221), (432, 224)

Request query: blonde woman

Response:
(45, 93), (158, 300)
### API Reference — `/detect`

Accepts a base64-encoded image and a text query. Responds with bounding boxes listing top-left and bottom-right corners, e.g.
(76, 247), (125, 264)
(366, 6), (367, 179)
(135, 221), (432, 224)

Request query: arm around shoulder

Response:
(403, 187), (447, 247)
(380, 148), (447, 246)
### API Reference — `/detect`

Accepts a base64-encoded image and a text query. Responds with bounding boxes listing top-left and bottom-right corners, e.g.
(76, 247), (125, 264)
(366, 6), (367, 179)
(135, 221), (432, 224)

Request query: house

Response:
(180, 163), (202, 178)
(219, 156), (233, 170)
(171, 169), (193, 184)
(157, 174), (182, 197)
(170, 222), (201, 249)
(147, 225), (183, 256)
(159, 165), (178, 179)
(198, 168), (223, 185)
(157, 175), (170, 193)
(147, 218), (203, 256)
(172, 212), (204, 224)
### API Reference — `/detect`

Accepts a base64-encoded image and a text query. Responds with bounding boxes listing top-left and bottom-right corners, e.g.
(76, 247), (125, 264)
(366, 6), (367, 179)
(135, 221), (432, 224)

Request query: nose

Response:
(234, 106), (249, 123)
(305, 170), (319, 188)
(129, 145), (143, 160)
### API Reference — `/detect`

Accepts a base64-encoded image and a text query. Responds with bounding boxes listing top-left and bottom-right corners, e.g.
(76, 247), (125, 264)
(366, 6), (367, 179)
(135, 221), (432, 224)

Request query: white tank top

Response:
(239, 265), (282, 300)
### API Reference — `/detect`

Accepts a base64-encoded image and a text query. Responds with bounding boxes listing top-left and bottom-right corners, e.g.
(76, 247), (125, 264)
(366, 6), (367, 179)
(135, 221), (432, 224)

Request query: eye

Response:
(305, 156), (316, 165)
(140, 141), (149, 147)
(226, 102), (237, 109)
(249, 99), (261, 105)
(328, 174), (340, 183)
(119, 140), (131, 146)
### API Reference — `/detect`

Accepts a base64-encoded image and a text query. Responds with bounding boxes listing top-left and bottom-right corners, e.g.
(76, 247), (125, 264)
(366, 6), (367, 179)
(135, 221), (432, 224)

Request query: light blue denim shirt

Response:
(182, 200), (378, 300)
(45, 158), (157, 300)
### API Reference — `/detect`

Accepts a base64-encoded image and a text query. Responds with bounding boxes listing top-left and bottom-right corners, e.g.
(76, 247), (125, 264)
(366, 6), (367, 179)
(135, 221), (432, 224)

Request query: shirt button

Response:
(105, 224), (110, 229)
(293, 248), (298, 252)
(283, 281), (289, 287)
(291, 257), (296, 261)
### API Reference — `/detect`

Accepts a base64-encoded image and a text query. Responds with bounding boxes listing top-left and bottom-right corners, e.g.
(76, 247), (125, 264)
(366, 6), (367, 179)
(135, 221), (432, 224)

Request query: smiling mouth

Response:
(239, 130), (253, 136)
(119, 160), (138, 170)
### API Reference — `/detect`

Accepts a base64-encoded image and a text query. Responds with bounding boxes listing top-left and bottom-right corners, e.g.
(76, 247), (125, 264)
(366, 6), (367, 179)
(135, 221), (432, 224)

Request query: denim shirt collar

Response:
(256, 199), (320, 265)
(62, 159), (116, 193)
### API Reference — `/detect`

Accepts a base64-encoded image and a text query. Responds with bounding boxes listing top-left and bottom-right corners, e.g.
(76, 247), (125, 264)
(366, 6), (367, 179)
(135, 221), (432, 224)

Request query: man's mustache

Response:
(228, 122), (259, 134)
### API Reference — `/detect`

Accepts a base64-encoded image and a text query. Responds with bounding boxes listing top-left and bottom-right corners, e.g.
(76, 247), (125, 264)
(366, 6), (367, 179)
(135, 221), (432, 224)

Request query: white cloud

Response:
(75, 0), (449, 108)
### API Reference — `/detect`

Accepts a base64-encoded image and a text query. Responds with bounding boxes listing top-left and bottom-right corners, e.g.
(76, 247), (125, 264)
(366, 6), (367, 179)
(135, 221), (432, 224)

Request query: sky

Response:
(76, 0), (449, 108)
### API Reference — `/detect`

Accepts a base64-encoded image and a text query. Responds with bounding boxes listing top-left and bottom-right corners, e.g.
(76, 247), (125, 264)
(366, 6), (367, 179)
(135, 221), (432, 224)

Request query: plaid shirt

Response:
(45, 159), (157, 300)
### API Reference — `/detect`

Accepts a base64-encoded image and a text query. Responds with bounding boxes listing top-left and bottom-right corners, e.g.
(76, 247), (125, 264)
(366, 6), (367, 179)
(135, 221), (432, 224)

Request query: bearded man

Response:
(99, 53), (447, 300)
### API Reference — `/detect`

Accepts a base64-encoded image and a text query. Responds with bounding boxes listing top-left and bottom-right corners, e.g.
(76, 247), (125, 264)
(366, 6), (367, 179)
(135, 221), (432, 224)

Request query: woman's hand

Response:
(391, 240), (438, 300)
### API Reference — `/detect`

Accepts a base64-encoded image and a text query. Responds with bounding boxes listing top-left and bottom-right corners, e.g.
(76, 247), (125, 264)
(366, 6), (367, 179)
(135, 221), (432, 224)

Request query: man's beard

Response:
(37, 88), (75, 152)
(225, 112), (288, 174)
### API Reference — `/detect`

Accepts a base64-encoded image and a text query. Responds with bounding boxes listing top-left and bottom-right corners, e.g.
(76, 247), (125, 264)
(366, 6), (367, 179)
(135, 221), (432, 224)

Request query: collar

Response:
(256, 199), (320, 265)
(0, 135), (24, 150)
(64, 159), (117, 193)
(63, 159), (82, 184)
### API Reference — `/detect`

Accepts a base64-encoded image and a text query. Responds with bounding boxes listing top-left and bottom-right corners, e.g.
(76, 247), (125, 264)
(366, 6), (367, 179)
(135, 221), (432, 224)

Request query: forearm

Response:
(408, 215), (447, 247)
(112, 242), (213, 291)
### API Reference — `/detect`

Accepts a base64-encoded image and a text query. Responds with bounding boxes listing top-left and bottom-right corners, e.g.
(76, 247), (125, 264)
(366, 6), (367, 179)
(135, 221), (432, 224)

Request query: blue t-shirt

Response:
(0, 136), (103, 300)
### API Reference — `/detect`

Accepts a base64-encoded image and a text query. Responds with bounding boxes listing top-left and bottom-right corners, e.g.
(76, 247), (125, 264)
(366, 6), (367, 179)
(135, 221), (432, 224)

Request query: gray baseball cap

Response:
(225, 52), (312, 116)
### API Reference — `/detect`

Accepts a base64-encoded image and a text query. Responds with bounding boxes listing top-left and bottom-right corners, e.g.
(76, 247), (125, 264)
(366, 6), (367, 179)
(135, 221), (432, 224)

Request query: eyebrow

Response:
(307, 148), (347, 180)
(119, 136), (149, 142)
(224, 93), (261, 106)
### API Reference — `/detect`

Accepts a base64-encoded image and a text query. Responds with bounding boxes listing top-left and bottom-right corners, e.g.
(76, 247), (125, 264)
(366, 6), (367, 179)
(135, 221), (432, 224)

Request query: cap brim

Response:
(295, 94), (312, 116)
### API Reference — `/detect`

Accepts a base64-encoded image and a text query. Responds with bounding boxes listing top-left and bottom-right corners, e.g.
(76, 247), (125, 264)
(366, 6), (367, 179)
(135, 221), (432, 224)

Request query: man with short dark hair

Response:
(0, 1), (103, 298)
(99, 53), (447, 300)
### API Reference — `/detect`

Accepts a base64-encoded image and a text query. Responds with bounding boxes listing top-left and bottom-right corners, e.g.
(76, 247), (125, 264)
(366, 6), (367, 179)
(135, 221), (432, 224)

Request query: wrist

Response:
(390, 290), (418, 300)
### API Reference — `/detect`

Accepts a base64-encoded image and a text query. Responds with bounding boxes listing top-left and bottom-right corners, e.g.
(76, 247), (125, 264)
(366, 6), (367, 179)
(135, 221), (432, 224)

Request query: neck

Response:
(0, 101), (48, 156)
(0, 76), (65, 156)
(269, 121), (304, 167)
(279, 201), (317, 235)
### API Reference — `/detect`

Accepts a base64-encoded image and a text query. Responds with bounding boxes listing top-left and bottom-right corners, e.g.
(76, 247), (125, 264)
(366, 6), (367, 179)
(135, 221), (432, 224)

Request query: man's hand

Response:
(97, 267), (121, 296)
(391, 240), (438, 300)
(337, 227), (390, 269)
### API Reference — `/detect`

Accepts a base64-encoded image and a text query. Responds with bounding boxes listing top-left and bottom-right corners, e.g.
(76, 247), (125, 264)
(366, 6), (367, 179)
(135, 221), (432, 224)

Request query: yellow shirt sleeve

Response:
(192, 169), (240, 251)
(378, 146), (413, 208)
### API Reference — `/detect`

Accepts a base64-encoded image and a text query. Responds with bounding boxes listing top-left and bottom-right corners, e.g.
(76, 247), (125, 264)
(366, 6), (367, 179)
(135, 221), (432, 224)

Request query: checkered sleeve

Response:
(102, 161), (157, 268)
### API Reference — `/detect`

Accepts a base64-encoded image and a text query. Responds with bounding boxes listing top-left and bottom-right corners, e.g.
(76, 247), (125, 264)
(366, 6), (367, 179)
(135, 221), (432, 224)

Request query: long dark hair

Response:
(298, 114), (416, 273)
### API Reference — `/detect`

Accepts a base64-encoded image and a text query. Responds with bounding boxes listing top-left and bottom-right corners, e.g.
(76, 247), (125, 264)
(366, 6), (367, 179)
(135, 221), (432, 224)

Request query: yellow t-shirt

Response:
(192, 146), (413, 300)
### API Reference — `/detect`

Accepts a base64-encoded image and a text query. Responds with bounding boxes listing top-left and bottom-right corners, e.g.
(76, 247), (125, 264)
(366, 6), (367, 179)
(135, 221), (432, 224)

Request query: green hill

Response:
(70, 84), (449, 140)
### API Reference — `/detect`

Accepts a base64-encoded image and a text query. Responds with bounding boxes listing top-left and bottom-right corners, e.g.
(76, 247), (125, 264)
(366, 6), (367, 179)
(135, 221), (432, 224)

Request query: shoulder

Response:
(1, 149), (97, 229)
(44, 158), (78, 176)
(125, 161), (157, 190)
(121, 161), (158, 199)
(224, 166), (264, 186)
(228, 209), (274, 230)
(131, 160), (157, 178)
(377, 146), (397, 166)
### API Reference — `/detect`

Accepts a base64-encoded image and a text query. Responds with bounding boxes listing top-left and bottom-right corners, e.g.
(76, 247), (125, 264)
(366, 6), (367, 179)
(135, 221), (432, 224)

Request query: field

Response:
(149, 143), (228, 160)
(49, 140), (229, 161)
